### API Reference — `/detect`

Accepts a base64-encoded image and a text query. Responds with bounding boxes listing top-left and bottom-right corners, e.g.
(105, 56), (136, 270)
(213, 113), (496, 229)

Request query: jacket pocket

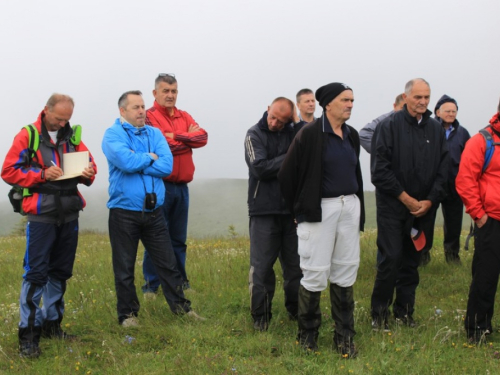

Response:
(297, 226), (311, 259)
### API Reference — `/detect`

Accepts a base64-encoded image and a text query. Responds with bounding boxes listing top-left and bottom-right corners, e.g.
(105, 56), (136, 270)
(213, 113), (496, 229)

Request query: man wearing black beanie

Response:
(430, 95), (470, 264)
(279, 82), (365, 358)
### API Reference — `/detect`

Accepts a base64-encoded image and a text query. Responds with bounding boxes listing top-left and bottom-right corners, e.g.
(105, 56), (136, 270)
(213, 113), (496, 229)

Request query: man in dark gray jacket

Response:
(244, 97), (303, 332)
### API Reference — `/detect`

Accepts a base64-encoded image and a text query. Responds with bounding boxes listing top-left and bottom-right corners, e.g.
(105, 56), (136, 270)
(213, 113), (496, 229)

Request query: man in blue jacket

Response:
(102, 90), (203, 326)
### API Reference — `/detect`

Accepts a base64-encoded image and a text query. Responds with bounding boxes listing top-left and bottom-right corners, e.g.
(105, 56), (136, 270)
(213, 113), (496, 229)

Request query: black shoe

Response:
(468, 331), (489, 346)
(371, 317), (390, 332)
(445, 252), (461, 264)
(253, 319), (269, 332)
(297, 330), (318, 352)
(42, 321), (77, 340)
(334, 334), (358, 359)
(395, 315), (417, 328)
(19, 342), (41, 359)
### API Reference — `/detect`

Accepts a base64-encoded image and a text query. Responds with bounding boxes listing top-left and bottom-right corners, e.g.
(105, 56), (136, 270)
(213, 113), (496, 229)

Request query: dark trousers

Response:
(371, 213), (422, 320)
(143, 182), (189, 291)
(109, 208), (190, 323)
(465, 217), (500, 335)
(440, 193), (464, 258)
(249, 214), (302, 322)
(19, 220), (78, 330)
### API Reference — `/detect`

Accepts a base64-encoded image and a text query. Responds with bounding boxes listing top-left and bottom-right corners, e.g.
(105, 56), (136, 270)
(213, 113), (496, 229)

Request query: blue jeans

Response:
(19, 220), (78, 328)
(142, 182), (189, 292)
(109, 208), (190, 323)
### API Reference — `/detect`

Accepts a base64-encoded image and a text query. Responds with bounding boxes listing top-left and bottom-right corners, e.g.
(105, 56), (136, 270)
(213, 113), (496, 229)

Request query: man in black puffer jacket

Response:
(244, 97), (303, 332)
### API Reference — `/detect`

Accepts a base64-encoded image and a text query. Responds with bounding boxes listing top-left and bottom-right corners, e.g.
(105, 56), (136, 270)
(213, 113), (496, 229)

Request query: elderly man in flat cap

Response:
(370, 78), (448, 331)
(279, 83), (365, 358)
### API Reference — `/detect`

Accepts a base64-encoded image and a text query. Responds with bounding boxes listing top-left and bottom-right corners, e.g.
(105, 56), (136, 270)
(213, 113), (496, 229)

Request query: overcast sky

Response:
(1, 0), (499, 201)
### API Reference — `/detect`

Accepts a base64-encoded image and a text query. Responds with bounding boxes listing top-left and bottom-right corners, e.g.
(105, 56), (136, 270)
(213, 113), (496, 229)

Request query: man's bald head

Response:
(267, 97), (293, 132)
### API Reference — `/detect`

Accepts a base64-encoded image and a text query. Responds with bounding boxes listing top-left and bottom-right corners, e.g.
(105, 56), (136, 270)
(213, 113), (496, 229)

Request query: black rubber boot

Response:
(18, 326), (42, 358)
(330, 284), (357, 358)
(297, 285), (321, 352)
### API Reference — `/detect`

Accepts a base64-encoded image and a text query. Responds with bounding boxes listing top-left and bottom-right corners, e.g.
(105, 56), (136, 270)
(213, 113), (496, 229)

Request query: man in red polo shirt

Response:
(142, 74), (208, 293)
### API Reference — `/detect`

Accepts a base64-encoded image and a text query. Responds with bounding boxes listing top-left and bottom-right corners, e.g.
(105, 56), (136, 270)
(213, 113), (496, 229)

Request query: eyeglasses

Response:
(158, 73), (175, 78)
(442, 110), (457, 114)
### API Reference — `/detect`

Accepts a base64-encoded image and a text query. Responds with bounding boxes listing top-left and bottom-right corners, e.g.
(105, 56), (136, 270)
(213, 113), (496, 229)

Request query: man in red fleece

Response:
(456, 98), (500, 344)
(142, 74), (208, 292)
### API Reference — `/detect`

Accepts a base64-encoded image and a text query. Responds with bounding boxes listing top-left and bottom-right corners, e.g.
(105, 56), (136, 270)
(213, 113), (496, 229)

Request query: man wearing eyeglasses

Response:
(427, 95), (470, 265)
(244, 97), (303, 332)
(1, 94), (96, 358)
(141, 74), (208, 294)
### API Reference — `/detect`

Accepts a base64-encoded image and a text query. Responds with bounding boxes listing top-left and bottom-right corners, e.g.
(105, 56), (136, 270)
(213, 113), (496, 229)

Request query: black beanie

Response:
(315, 82), (352, 109)
(434, 94), (458, 113)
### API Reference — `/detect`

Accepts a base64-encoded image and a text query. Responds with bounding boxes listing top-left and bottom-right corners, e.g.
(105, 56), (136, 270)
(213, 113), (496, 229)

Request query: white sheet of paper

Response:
(55, 151), (89, 181)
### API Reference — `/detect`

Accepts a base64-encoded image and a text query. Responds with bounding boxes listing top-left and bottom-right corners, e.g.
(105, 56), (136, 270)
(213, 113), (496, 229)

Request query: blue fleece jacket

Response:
(102, 118), (173, 211)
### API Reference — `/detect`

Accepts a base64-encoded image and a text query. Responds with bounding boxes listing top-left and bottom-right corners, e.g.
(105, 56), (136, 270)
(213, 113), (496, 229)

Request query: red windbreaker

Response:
(1, 111), (96, 215)
(146, 101), (208, 183)
(456, 113), (500, 222)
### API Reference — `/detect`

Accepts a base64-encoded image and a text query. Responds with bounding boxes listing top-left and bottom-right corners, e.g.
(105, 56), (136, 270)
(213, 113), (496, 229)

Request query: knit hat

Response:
(315, 82), (352, 109)
(434, 94), (458, 113)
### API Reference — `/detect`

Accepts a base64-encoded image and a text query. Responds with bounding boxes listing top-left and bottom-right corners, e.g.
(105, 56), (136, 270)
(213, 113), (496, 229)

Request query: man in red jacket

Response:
(1, 94), (96, 358)
(456, 99), (500, 344)
(142, 74), (208, 292)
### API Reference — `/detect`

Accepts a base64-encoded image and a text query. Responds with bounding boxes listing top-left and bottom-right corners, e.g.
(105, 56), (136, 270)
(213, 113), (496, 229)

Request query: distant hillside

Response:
(0, 179), (467, 237)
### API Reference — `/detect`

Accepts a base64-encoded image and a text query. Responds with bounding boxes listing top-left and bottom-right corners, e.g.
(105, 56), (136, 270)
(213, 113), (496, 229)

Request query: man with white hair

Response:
(370, 78), (448, 331)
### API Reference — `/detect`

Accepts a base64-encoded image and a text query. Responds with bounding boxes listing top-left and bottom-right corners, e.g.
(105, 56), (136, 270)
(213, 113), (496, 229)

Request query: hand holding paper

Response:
(55, 151), (90, 180)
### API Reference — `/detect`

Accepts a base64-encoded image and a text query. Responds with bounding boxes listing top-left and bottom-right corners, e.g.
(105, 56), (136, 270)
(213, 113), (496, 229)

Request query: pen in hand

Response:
(51, 160), (57, 167)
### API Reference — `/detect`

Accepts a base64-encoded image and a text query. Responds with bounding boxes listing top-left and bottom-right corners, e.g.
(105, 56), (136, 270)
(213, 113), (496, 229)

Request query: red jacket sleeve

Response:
(1, 128), (44, 188)
(174, 112), (208, 149)
(455, 133), (485, 221)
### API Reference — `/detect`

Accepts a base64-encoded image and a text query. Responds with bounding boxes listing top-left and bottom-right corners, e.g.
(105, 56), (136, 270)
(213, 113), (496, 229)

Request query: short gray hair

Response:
(404, 78), (430, 95)
(271, 97), (294, 112)
(46, 94), (74, 110)
(118, 90), (142, 108)
(155, 74), (177, 89)
(395, 93), (405, 106)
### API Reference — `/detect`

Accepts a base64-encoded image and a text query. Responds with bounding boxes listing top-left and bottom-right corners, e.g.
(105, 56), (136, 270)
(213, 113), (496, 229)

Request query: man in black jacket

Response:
(278, 83), (365, 358)
(244, 97), (303, 332)
(370, 78), (448, 330)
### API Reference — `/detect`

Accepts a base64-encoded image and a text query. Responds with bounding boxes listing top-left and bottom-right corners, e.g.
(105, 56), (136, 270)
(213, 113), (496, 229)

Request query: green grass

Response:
(0, 229), (498, 374)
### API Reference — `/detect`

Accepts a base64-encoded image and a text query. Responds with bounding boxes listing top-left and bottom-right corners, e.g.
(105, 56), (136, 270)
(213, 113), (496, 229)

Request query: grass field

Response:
(0, 229), (498, 374)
